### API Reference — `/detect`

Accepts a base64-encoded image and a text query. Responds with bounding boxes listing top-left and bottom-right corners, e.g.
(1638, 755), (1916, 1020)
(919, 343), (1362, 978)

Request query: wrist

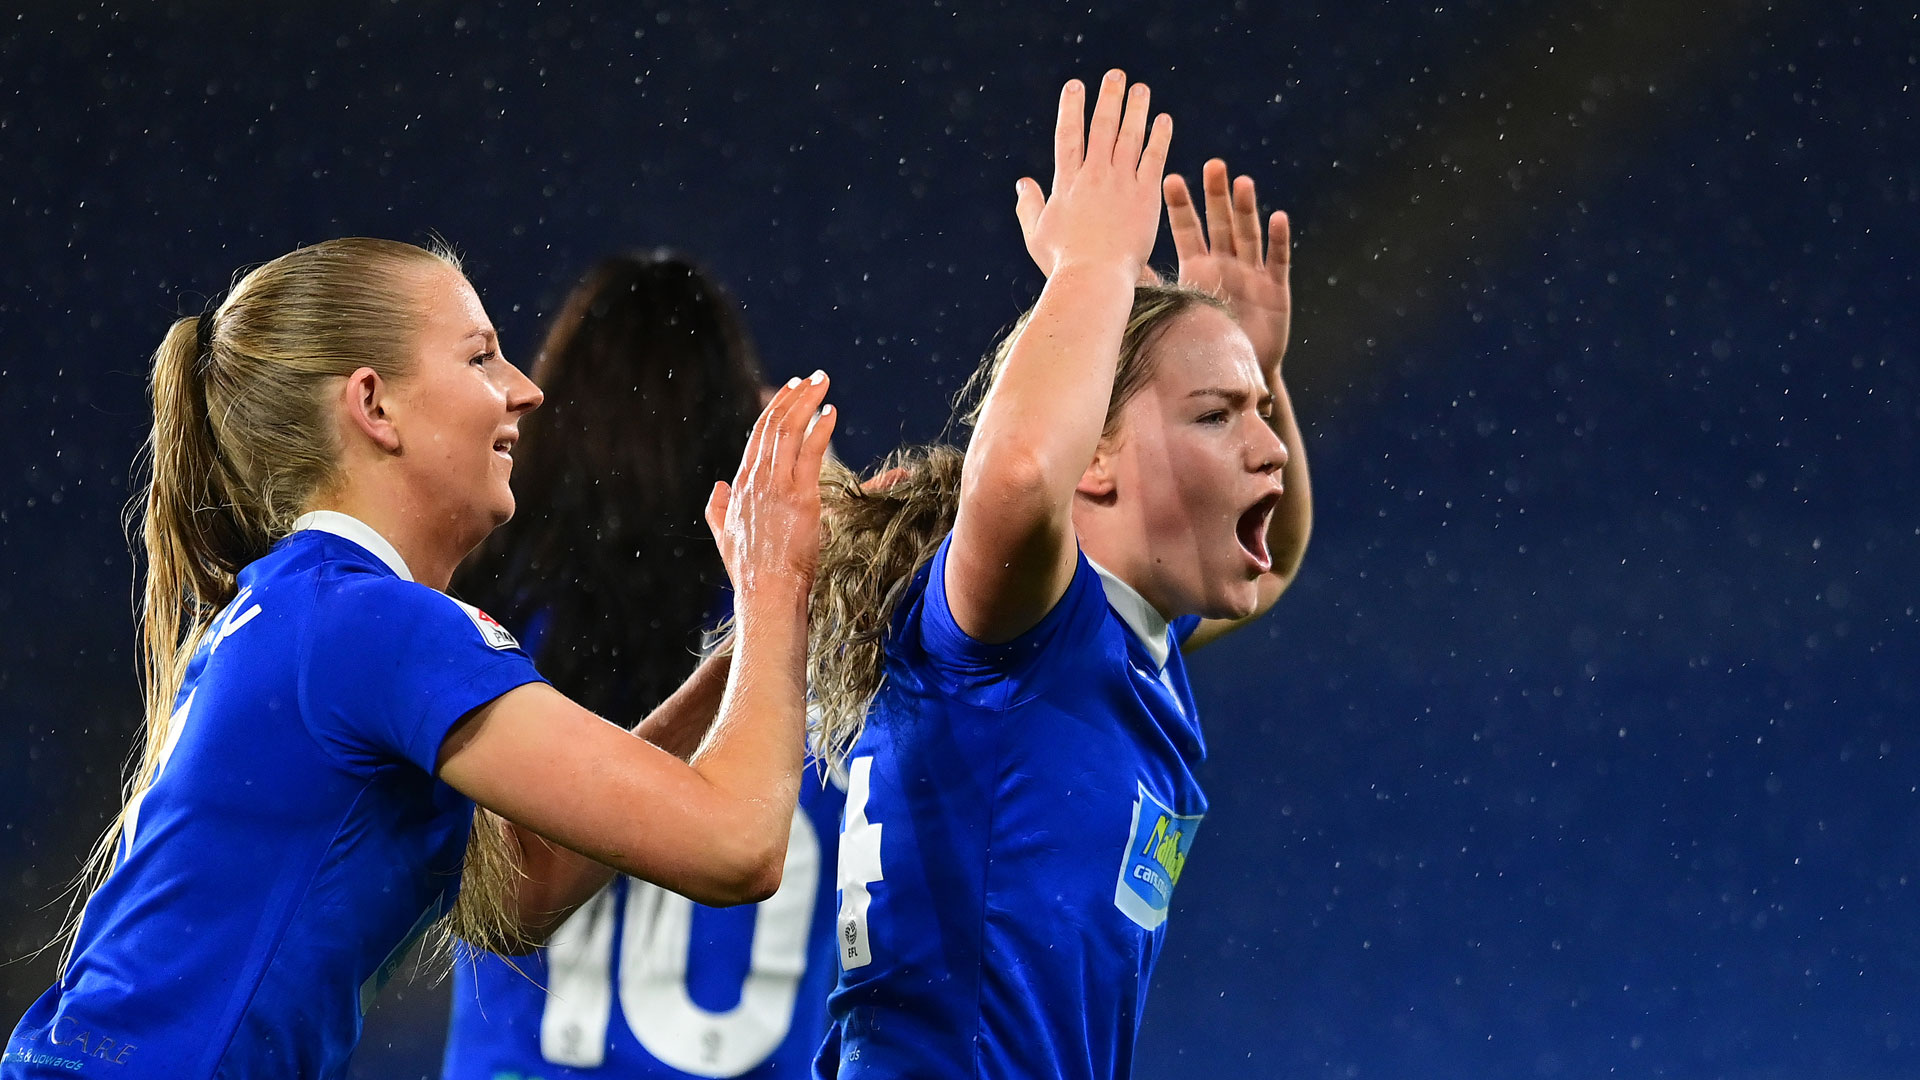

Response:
(1048, 257), (1145, 291)
(731, 571), (812, 620)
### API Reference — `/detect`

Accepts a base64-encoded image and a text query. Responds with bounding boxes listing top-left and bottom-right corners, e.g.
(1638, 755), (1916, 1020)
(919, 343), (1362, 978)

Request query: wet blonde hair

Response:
(67, 237), (525, 965)
(807, 284), (1227, 768)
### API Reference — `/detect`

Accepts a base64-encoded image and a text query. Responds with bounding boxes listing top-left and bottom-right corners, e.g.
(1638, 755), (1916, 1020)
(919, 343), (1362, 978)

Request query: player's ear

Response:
(1076, 448), (1117, 499)
(339, 366), (402, 453)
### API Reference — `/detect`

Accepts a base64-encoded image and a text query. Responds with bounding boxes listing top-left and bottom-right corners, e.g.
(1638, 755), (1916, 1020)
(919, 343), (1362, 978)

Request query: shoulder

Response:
(298, 566), (542, 772)
(905, 536), (1112, 684)
(309, 572), (524, 659)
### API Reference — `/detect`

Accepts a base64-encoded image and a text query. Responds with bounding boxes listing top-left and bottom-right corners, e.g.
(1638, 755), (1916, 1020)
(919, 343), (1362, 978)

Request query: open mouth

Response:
(492, 436), (516, 459)
(1236, 493), (1280, 573)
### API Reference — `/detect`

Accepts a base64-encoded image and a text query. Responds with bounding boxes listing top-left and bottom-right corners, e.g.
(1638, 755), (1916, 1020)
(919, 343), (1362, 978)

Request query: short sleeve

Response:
(304, 575), (547, 774)
(908, 533), (1112, 701)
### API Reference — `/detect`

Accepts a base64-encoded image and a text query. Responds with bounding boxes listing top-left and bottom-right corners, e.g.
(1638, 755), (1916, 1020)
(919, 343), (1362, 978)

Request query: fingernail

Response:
(786, 376), (801, 389)
(809, 369), (826, 384)
(820, 404), (834, 416)
(1065, 79), (1082, 92)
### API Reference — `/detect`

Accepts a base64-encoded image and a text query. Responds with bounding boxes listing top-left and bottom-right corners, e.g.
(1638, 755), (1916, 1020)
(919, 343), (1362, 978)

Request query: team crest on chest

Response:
(1113, 783), (1203, 931)
(450, 597), (519, 650)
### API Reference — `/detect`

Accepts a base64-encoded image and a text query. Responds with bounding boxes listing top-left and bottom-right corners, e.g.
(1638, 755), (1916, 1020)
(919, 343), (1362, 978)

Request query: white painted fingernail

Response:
(809, 369), (826, 384)
(820, 404), (834, 415)
(786, 376), (801, 389)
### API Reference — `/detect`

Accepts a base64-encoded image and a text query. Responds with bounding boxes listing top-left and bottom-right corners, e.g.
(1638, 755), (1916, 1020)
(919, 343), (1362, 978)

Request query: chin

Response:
(1201, 581), (1262, 621)
(490, 489), (517, 526)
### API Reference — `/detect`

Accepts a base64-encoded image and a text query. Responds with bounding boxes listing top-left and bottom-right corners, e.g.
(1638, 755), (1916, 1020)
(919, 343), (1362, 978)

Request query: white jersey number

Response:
(835, 757), (884, 970)
(540, 808), (822, 1077)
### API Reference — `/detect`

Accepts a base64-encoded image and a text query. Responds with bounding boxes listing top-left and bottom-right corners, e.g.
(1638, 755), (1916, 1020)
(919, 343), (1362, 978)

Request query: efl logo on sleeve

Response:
(450, 598), (520, 651)
(1113, 784), (1203, 931)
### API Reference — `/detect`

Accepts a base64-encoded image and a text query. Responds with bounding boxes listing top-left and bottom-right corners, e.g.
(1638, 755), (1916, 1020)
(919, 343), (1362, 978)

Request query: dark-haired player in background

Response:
(441, 252), (844, 1080)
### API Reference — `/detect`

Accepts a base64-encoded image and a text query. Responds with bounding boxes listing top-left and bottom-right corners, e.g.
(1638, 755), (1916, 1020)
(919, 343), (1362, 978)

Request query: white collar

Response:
(1087, 557), (1171, 670)
(290, 510), (414, 581)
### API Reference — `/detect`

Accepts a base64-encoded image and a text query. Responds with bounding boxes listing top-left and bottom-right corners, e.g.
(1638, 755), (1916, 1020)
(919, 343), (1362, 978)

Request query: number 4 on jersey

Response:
(837, 757), (883, 969)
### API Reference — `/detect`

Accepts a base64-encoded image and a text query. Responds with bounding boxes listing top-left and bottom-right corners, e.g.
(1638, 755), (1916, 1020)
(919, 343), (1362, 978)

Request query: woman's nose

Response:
(509, 365), (544, 413)
(1252, 422), (1287, 474)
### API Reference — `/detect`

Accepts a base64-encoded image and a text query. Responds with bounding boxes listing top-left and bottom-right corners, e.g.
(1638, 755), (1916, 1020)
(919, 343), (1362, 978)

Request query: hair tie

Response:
(195, 309), (217, 360)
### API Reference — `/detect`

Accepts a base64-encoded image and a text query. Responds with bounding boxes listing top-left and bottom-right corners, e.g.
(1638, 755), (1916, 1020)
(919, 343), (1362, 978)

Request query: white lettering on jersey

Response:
(836, 757), (883, 970)
(208, 588), (262, 654)
(449, 597), (519, 650)
(122, 592), (259, 855)
(120, 689), (195, 857)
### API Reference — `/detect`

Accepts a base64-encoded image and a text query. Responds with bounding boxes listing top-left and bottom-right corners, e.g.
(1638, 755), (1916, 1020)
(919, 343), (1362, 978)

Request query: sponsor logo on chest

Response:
(1113, 783), (1203, 931)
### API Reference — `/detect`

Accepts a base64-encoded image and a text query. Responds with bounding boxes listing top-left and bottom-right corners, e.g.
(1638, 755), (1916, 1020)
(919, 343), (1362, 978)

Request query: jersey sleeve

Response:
(303, 575), (548, 775)
(907, 533), (1111, 703)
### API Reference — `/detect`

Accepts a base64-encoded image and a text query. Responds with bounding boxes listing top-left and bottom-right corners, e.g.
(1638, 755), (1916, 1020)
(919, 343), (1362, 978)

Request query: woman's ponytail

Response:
(63, 313), (257, 968)
(807, 445), (966, 769)
(138, 314), (252, 735)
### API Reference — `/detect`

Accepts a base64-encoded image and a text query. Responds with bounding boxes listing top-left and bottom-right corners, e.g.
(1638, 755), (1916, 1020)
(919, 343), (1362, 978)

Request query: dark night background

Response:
(3, 1), (1916, 1077)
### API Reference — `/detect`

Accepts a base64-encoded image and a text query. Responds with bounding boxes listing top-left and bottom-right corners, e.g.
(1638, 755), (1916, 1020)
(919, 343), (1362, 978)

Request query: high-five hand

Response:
(1014, 70), (1172, 281)
(1163, 159), (1291, 372)
(705, 372), (838, 593)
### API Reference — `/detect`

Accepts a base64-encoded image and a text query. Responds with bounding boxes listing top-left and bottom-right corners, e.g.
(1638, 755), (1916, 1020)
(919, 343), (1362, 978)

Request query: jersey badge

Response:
(1113, 783), (1203, 930)
(451, 597), (520, 650)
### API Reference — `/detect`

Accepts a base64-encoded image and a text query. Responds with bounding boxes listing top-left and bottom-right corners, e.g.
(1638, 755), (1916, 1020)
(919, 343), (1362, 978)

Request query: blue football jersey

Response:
(817, 535), (1207, 1080)
(3, 512), (545, 1080)
(441, 768), (844, 1080)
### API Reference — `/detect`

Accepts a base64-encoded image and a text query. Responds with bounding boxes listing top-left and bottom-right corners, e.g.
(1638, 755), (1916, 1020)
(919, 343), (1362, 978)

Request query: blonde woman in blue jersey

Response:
(804, 72), (1311, 1079)
(2, 238), (837, 1080)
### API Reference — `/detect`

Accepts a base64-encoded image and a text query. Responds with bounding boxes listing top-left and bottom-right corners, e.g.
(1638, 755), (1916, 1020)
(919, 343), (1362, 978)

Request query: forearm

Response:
(500, 649), (739, 941)
(966, 262), (1138, 508)
(679, 579), (811, 889)
(1264, 372), (1312, 585)
(511, 595), (804, 914)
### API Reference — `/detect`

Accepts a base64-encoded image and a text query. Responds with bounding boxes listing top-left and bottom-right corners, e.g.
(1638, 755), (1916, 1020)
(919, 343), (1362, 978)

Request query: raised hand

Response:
(705, 372), (838, 593)
(1014, 70), (1172, 281)
(1163, 159), (1291, 371)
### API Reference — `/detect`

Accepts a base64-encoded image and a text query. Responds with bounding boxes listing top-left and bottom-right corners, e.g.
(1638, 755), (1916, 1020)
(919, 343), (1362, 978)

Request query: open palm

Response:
(1164, 159), (1291, 371)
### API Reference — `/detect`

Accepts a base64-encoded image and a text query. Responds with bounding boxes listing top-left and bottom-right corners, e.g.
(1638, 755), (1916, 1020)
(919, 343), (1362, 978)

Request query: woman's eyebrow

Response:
(1187, 386), (1247, 405)
(1188, 386), (1274, 408)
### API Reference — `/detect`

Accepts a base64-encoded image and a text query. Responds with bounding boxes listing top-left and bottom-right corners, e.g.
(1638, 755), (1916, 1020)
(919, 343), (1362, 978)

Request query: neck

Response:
(305, 484), (483, 591)
(1071, 497), (1175, 621)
